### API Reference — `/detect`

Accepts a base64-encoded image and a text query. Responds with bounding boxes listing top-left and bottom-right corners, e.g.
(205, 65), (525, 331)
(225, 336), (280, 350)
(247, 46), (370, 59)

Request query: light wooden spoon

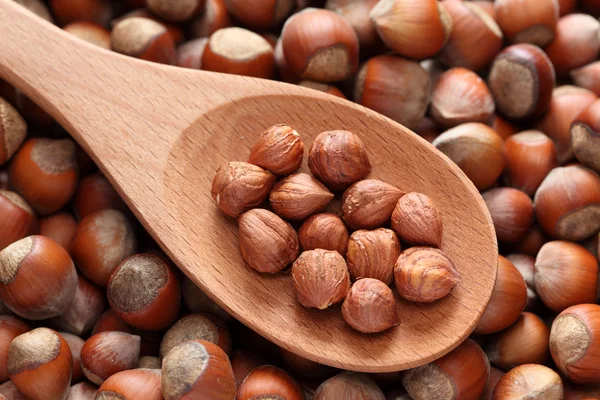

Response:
(0, 0), (497, 372)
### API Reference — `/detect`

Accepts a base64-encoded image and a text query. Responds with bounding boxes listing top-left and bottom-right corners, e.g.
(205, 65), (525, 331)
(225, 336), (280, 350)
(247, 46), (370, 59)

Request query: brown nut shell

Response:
(110, 17), (176, 65)
(391, 192), (443, 247)
(314, 371), (386, 400)
(342, 278), (399, 333)
(248, 124), (304, 175)
(482, 187), (534, 243)
(495, 0), (559, 47)
(80, 331), (141, 385)
(269, 173), (334, 221)
(571, 99), (600, 173)
(346, 228), (400, 285)
(97, 368), (162, 400)
(237, 365), (304, 400)
(493, 364), (563, 400)
(0, 98), (26, 166)
(159, 313), (231, 359)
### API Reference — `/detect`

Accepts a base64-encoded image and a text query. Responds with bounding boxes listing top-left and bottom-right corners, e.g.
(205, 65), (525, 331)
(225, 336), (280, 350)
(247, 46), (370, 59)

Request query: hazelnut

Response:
(432, 123), (505, 191)
(494, 0), (559, 47)
(211, 162), (275, 218)
(146, 0), (204, 22)
(60, 332), (84, 384)
(0, 316), (29, 382)
(111, 9), (184, 44)
(438, 0), (503, 71)
(480, 367), (505, 400)
(71, 209), (137, 286)
(176, 37), (208, 69)
(13, 0), (53, 22)
(138, 356), (161, 369)
(545, 14), (600, 77)
(488, 44), (555, 121)
(181, 275), (230, 320)
(92, 309), (132, 336)
(73, 173), (127, 219)
(391, 192), (443, 247)
(491, 114), (518, 140)
(274, 37), (300, 83)
(314, 372), (386, 400)
(237, 365), (304, 400)
(535, 86), (597, 164)
(38, 212), (76, 253)
(107, 253), (181, 331)
(325, 0), (382, 52)
(504, 131), (558, 196)
(8, 328), (73, 400)
(431, 67), (495, 128)
(80, 331), (141, 385)
(162, 340), (236, 400)
(346, 229), (400, 284)
(341, 179), (403, 230)
(248, 124), (304, 176)
(402, 339), (490, 400)
(354, 55), (431, 130)
(281, 8), (359, 82)
(571, 62), (600, 97)
(291, 249), (350, 309)
(0, 236), (77, 320)
(298, 213), (349, 255)
(571, 99), (600, 173)
(97, 368), (162, 400)
(111, 17), (176, 65)
(64, 22), (111, 49)
(475, 256), (527, 334)
(224, 0), (294, 30)
(68, 382), (97, 400)
(50, 0), (111, 26)
(280, 348), (331, 379)
(394, 247), (460, 303)
(189, 0), (231, 38)
(0, 190), (38, 250)
(48, 275), (106, 337)
(160, 314), (231, 359)
(269, 173), (334, 221)
(370, 0), (452, 60)
(238, 209), (299, 273)
(9, 138), (78, 215)
(231, 350), (265, 386)
(342, 278), (399, 333)
(534, 165), (600, 241)
(482, 188), (534, 243)
(505, 253), (540, 311)
(0, 98), (26, 166)
(202, 27), (275, 79)
(535, 241), (599, 313)
(485, 312), (550, 370)
(493, 364), (563, 400)
(298, 80), (346, 98)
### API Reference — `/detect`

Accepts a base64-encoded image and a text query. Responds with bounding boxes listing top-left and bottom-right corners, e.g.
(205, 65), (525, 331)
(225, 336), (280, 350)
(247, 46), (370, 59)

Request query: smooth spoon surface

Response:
(0, 1), (497, 372)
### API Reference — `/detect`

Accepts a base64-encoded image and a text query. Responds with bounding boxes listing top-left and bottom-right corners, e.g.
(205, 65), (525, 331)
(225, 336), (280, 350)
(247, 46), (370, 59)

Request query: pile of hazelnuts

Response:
(2, 0), (600, 399)
(212, 124), (461, 333)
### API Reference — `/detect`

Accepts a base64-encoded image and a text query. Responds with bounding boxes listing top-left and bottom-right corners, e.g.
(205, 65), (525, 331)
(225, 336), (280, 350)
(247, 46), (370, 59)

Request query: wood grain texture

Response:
(0, 0), (498, 372)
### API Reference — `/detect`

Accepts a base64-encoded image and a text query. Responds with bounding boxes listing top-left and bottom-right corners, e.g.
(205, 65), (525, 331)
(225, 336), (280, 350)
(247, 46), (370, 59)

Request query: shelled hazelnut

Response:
(314, 372), (385, 400)
(160, 314), (231, 358)
(111, 17), (176, 65)
(503, 131), (558, 196)
(202, 27), (275, 79)
(341, 179), (403, 230)
(346, 229), (400, 284)
(38, 212), (76, 252)
(71, 209), (137, 286)
(0, 316), (29, 383)
(354, 55), (431, 130)
(281, 8), (359, 82)
(482, 188), (534, 243)
(475, 256), (527, 335)
(535, 241), (599, 313)
(391, 192), (443, 247)
(394, 247), (460, 303)
(9, 138), (78, 215)
(0, 190), (37, 250)
(325, 0), (381, 52)
(370, 0), (452, 60)
(60, 332), (84, 384)
(298, 213), (349, 255)
(50, 0), (112, 26)
(64, 22), (111, 49)
(291, 249), (350, 309)
(146, 0), (205, 22)
(309, 130), (371, 191)
(438, 0), (503, 71)
(176, 38), (208, 69)
(571, 99), (600, 173)
(73, 173), (127, 218)
(534, 165), (600, 241)
(488, 44), (555, 121)
(211, 162), (275, 218)
(80, 331), (141, 385)
(550, 304), (600, 384)
(269, 173), (334, 220)
(432, 123), (505, 191)
(431, 67), (495, 128)
(571, 62), (600, 97)
(8, 328), (73, 400)
(342, 278), (399, 333)
(494, 0), (559, 47)
(535, 86), (597, 164)
(97, 368), (162, 400)
(248, 124), (304, 176)
(162, 340), (236, 400)
(107, 253), (181, 331)
(238, 209), (299, 273)
(237, 365), (304, 400)
(0, 235), (77, 320)
(0, 98), (26, 166)
(485, 312), (550, 370)
(493, 364), (563, 400)
(189, 0), (231, 38)
(402, 339), (490, 400)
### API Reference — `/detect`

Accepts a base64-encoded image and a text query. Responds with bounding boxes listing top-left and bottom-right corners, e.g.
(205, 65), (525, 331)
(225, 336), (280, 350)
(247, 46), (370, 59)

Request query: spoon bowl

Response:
(0, 0), (497, 372)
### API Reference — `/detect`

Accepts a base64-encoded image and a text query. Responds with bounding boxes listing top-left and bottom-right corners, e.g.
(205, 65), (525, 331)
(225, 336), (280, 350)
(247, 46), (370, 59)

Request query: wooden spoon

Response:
(0, 1), (497, 372)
